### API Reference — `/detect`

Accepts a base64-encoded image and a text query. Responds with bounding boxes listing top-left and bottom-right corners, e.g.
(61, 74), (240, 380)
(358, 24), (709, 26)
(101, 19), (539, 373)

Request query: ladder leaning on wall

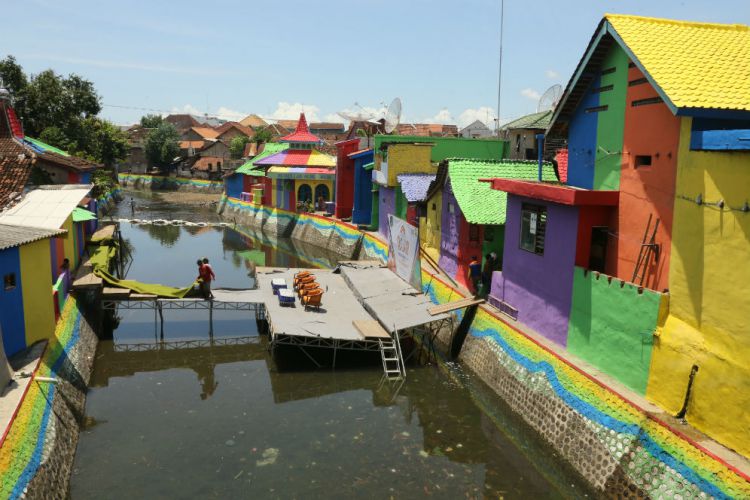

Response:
(631, 214), (661, 286)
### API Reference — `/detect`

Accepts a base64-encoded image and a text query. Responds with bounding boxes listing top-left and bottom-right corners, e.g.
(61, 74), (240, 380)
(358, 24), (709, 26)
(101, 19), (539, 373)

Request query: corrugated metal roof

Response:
(0, 223), (66, 250)
(397, 174), (436, 202)
(447, 159), (556, 225)
(0, 184), (92, 229)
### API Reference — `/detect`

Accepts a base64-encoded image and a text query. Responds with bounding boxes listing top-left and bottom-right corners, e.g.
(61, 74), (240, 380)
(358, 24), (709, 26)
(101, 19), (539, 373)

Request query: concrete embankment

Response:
(222, 196), (750, 499)
(0, 297), (98, 499)
(118, 173), (223, 193)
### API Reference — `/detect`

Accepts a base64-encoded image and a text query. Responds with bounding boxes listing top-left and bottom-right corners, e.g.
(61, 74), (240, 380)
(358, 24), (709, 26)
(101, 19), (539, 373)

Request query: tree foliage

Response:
(140, 114), (163, 129)
(251, 127), (273, 145)
(145, 122), (180, 172)
(0, 56), (127, 166)
(230, 135), (250, 158)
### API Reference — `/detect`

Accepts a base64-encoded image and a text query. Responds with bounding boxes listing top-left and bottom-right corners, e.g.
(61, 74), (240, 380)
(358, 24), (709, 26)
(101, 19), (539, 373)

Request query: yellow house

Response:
(624, 17), (750, 456)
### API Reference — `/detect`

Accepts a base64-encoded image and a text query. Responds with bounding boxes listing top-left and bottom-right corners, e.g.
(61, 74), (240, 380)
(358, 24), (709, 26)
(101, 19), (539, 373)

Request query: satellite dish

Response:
(384, 97), (402, 134)
(537, 84), (563, 113)
(337, 102), (377, 123)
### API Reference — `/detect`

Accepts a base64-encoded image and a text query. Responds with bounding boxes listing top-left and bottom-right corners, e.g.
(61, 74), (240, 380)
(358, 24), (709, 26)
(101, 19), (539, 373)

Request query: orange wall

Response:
(612, 67), (680, 291)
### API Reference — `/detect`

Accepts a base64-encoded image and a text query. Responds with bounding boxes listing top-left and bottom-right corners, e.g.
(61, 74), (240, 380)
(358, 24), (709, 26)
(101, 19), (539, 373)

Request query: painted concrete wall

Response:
(373, 135), (507, 162)
(420, 190), (442, 263)
(225, 174), (244, 199)
(493, 195), (579, 346)
(334, 139), (358, 218)
(438, 180), (462, 283)
(378, 186), (395, 240)
(647, 118), (750, 457)
(612, 66), (681, 291)
(19, 239), (55, 348)
(567, 74), (600, 190)
(382, 143), (433, 186)
(0, 247), (25, 356)
(593, 44), (628, 191)
(61, 217), (76, 268)
(567, 267), (665, 394)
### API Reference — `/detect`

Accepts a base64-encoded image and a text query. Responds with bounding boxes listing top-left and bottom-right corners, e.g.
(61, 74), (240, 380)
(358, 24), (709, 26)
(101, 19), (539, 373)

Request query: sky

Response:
(2, 0), (748, 128)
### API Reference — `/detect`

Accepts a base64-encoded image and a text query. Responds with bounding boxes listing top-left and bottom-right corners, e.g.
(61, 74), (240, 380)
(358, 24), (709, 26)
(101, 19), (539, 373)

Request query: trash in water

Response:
(225, 440), (236, 447)
(256, 448), (279, 467)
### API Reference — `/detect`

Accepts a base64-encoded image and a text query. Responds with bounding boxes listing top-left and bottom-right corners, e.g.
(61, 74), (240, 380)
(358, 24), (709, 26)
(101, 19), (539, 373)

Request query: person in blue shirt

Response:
(468, 256), (482, 296)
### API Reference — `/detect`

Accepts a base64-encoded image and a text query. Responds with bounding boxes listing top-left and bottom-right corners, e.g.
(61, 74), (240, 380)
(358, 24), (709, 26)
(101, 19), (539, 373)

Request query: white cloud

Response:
(169, 104), (203, 116)
(545, 69), (560, 79)
(323, 113), (346, 124)
(521, 88), (541, 101)
(423, 109), (454, 125)
(268, 102), (321, 122)
(457, 106), (496, 128)
(215, 106), (246, 122)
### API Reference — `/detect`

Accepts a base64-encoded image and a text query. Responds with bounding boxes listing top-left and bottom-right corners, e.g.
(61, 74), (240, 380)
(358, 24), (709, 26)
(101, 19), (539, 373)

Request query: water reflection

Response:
(72, 191), (591, 499)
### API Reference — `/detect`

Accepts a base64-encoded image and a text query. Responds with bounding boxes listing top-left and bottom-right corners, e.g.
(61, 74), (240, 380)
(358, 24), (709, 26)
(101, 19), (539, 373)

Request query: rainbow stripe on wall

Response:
(421, 268), (750, 499)
(118, 173), (223, 190)
(0, 298), (82, 499)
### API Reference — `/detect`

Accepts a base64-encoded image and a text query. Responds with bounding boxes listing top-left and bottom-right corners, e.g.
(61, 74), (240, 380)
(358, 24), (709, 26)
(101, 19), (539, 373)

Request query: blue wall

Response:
(0, 247), (26, 356)
(352, 151), (374, 225)
(226, 174), (244, 199)
(567, 76), (600, 189)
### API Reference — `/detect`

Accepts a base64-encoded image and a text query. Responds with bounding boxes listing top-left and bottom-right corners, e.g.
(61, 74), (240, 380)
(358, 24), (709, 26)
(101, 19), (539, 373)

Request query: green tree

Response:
(0, 56), (28, 100)
(251, 127), (273, 145)
(145, 122), (180, 172)
(140, 114), (163, 129)
(230, 135), (250, 158)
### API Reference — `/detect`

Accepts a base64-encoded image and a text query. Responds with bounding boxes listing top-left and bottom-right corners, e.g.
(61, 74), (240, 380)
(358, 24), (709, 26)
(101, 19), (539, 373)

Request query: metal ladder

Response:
(379, 335), (405, 379)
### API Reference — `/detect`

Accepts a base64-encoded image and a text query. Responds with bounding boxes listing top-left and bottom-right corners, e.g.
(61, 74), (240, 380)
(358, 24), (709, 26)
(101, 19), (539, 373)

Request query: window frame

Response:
(519, 203), (547, 255)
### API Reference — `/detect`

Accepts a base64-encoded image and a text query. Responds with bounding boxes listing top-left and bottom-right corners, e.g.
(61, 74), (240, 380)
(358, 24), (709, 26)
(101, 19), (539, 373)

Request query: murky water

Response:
(70, 190), (591, 498)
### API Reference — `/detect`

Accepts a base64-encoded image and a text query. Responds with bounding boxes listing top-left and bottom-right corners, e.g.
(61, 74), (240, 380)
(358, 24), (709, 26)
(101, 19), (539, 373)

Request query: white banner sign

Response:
(387, 214), (422, 290)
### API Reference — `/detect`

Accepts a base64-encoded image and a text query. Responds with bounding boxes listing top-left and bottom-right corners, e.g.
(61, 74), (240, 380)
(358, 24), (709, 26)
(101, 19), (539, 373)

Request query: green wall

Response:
(567, 267), (663, 394)
(482, 224), (505, 269)
(374, 135), (508, 162)
(593, 44), (629, 190)
(395, 186), (407, 220)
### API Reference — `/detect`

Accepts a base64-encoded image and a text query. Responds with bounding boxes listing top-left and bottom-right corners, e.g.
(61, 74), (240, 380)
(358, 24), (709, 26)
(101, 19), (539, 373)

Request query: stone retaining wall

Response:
(118, 173), (223, 193)
(0, 297), (98, 499)
(422, 270), (750, 499)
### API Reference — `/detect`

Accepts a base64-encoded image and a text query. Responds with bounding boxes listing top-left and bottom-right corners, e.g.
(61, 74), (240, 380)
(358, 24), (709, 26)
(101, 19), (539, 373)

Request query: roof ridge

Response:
(605, 13), (749, 31)
(447, 157), (553, 165)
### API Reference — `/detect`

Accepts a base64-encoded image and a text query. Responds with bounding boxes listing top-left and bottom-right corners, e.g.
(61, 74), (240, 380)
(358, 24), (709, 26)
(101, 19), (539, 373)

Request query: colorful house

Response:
(224, 142), (290, 205)
(0, 184), (93, 357)
(333, 139), (360, 219)
(425, 159), (556, 288)
(487, 14), (750, 456)
(372, 142), (435, 239)
(254, 114), (336, 211)
(0, 225), (65, 357)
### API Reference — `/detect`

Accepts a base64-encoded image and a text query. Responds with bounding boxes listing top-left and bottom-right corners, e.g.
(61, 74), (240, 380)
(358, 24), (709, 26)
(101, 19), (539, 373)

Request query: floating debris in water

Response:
(256, 448), (279, 467)
(401, 431), (410, 437)
(419, 450), (429, 458)
(225, 440), (235, 447)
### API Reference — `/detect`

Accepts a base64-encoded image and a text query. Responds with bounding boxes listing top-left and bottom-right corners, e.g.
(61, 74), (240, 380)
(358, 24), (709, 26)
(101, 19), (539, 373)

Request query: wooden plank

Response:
(129, 293), (158, 300)
(72, 273), (102, 289)
(352, 320), (391, 339)
(102, 287), (130, 298)
(90, 224), (116, 242)
(427, 298), (484, 316)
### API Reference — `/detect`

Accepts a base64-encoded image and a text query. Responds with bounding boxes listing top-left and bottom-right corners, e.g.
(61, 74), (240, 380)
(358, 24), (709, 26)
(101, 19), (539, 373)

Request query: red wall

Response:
(456, 216), (484, 289)
(613, 67), (680, 291)
(334, 139), (359, 219)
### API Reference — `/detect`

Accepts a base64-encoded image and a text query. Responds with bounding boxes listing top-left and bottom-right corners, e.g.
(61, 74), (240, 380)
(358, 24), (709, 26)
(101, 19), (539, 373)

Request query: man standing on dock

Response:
(200, 257), (216, 300)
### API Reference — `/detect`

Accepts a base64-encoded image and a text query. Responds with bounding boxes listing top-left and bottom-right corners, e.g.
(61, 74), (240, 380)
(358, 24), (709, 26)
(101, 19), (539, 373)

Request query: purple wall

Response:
(439, 180), (461, 278)
(492, 195), (579, 346)
(378, 186), (396, 240)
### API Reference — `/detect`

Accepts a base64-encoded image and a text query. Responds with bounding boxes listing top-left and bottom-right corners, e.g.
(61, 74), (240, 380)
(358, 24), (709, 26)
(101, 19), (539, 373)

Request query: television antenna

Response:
(383, 97), (402, 134)
(537, 84), (563, 113)
(337, 102), (377, 122)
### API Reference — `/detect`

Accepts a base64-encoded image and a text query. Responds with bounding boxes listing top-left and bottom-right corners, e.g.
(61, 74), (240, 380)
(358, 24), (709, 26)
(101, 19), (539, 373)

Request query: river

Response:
(70, 190), (591, 498)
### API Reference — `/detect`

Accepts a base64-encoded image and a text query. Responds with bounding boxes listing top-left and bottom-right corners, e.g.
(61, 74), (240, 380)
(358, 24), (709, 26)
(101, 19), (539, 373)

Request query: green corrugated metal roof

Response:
(500, 110), (553, 131)
(235, 143), (289, 174)
(363, 162), (374, 170)
(72, 207), (97, 222)
(26, 137), (71, 156)
(447, 159), (556, 225)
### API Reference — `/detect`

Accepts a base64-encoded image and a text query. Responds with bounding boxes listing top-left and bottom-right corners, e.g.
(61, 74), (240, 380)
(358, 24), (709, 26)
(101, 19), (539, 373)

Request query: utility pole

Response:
(496, 0), (505, 137)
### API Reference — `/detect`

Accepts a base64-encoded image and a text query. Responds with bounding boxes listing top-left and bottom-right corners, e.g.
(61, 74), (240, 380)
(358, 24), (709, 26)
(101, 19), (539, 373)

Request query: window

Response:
(635, 155), (652, 168)
(4, 273), (16, 291)
(520, 204), (547, 255)
(484, 226), (495, 242)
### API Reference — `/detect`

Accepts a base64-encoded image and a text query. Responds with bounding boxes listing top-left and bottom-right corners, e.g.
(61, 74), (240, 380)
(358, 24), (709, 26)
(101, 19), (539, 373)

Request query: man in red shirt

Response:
(199, 257), (216, 299)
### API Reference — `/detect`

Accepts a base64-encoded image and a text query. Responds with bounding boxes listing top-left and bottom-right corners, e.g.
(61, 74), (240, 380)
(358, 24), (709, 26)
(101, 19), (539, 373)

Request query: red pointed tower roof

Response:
(279, 113), (323, 144)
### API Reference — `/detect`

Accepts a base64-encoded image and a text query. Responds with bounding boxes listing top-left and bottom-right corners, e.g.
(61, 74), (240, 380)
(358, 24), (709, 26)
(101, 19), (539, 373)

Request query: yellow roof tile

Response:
(606, 14), (750, 111)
